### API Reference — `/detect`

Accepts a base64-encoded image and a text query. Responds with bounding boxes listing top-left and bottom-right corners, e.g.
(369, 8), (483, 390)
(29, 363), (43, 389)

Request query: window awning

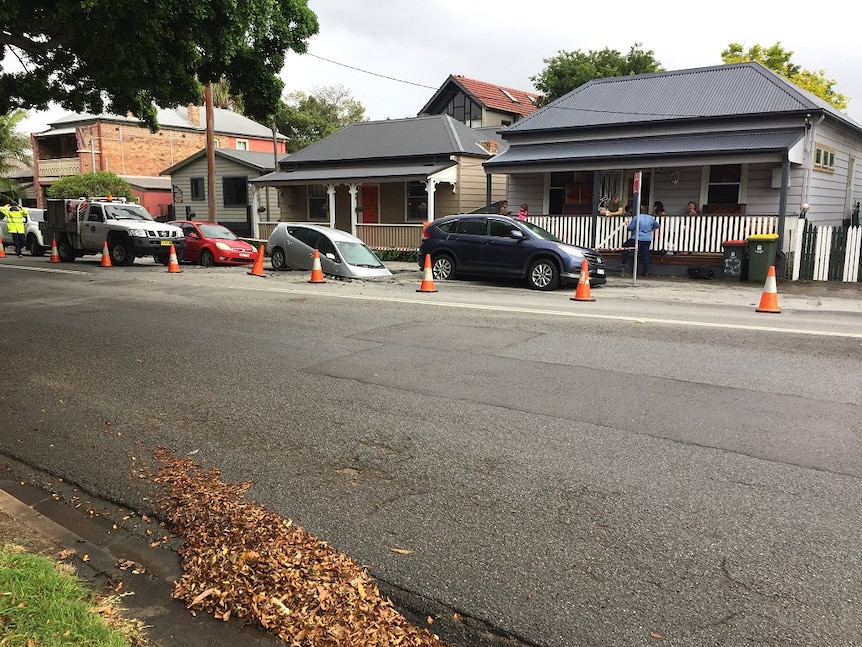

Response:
(251, 162), (456, 186)
(484, 129), (806, 173)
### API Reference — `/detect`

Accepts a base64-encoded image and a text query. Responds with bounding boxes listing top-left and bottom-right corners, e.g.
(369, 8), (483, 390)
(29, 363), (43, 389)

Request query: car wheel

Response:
(527, 258), (559, 290)
(57, 236), (75, 262)
(271, 247), (288, 271)
(432, 254), (455, 280)
(27, 234), (46, 257)
(110, 238), (135, 266)
(199, 249), (214, 267)
(154, 254), (169, 266)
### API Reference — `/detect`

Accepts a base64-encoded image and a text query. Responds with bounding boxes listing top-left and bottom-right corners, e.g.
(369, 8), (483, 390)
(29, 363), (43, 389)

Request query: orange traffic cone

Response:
(416, 254), (438, 293)
(756, 265), (780, 313)
(167, 243), (181, 273)
(308, 248), (326, 283)
(49, 238), (60, 263)
(0, 243), (6, 258)
(99, 240), (112, 267)
(248, 245), (266, 277)
(570, 259), (595, 302)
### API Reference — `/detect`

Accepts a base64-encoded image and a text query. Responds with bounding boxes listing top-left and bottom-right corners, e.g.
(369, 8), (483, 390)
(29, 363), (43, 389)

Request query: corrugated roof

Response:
(161, 148), (283, 176)
(120, 175), (171, 190)
(251, 162), (454, 185)
(485, 129), (805, 169)
(281, 115), (496, 164)
(506, 62), (859, 133)
(419, 75), (541, 119)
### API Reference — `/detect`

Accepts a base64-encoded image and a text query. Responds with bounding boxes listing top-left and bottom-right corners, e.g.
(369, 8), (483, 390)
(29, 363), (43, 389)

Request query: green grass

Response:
(0, 545), (140, 646)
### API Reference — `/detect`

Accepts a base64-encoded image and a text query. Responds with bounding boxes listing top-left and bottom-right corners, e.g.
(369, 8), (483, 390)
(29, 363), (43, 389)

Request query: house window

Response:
(406, 181), (428, 221)
(706, 164), (741, 205)
(236, 139), (249, 151)
(190, 177), (205, 201)
(308, 185), (328, 221)
(213, 138), (220, 149)
(222, 176), (248, 207)
(814, 144), (836, 172)
(444, 92), (483, 128)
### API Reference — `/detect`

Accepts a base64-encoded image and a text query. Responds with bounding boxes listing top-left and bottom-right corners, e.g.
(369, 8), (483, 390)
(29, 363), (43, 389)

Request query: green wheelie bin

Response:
(746, 233), (779, 283)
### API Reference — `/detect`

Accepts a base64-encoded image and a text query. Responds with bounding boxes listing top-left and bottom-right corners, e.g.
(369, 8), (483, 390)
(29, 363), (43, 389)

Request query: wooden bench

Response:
(600, 251), (724, 277)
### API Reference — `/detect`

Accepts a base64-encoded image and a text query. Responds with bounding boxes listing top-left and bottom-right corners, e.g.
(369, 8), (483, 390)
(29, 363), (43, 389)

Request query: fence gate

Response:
(794, 220), (862, 282)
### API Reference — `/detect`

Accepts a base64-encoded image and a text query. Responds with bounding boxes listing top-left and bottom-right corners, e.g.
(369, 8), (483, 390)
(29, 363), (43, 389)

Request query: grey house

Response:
(485, 62), (862, 262)
(251, 114), (507, 247)
(161, 148), (282, 236)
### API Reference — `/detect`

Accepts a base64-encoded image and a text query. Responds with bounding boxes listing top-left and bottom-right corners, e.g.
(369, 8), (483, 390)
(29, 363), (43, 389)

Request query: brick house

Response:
(30, 106), (286, 217)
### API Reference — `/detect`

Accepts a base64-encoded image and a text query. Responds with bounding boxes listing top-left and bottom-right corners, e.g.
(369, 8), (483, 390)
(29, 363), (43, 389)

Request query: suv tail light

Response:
(421, 221), (431, 239)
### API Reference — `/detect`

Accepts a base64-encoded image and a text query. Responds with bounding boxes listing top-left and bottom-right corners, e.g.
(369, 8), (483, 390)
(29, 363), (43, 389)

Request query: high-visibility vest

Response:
(1, 206), (27, 234)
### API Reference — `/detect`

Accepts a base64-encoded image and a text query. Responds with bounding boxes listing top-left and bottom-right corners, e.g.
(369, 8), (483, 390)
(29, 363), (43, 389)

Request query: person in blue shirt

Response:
(621, 209), (660, 276)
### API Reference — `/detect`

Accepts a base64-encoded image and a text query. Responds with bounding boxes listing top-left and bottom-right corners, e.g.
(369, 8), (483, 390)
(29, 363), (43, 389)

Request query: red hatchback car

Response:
(168, 220), (258, 266)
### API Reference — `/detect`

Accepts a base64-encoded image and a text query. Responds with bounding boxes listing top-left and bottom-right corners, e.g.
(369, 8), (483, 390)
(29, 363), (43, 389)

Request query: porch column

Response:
(424, 179), (439, 221)
(348, 183), (359, 237)
(326, 184), (336, 229)
(776, 156), (790, 276)
(250, 183), (261, 239)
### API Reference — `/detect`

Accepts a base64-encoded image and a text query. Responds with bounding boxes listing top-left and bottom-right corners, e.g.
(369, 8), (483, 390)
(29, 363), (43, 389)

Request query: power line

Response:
(305, 53), (437, 90)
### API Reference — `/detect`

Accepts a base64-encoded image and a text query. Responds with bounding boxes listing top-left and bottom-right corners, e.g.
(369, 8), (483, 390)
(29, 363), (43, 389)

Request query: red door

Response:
(361, 186), (379, 224)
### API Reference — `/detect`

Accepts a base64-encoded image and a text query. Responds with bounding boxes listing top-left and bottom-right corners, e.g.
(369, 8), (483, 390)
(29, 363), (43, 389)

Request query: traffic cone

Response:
(247, 245), (265, 277)
(570, 259), (595, 302)
(99, 240), (112, 267)
(308, 248), (326, 283)
(49, 237), (60, 263)
(0, 243), (5, 258)
(167, 243), (181, 273)
(756, 265), (780, 313)
(416, 254), (438, 293)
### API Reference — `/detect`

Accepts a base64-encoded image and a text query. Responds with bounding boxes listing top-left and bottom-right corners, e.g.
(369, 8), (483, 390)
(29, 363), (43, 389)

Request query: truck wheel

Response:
(57, 237), (76, 262)
(109, 238), (135, 266)
(27, 234), (46, 257)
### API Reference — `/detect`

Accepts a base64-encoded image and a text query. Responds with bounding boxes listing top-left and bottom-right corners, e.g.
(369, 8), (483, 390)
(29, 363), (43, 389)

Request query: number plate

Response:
(597, 268), (605, 275)
(160, 240), (172, 246)
(239, 253), (250, 258)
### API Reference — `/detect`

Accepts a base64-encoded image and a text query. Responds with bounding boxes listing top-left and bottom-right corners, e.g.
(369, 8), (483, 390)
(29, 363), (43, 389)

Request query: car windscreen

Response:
(334, 241), (385, 268)
(198, 224), (238, 240)
(105, 204), (154, 221)
(519, 221), (562, 243)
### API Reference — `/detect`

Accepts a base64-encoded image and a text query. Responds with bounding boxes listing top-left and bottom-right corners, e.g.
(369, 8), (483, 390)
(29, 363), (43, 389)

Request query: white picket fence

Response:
(787, 222), (862, 282)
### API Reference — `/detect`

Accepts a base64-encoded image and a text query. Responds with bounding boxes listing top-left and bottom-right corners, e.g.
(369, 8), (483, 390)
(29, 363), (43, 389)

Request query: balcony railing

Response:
(38, 158), (81, 177)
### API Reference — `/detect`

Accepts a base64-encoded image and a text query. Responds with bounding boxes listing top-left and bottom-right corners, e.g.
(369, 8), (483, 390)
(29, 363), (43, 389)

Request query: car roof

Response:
(283, 223), (365, 243)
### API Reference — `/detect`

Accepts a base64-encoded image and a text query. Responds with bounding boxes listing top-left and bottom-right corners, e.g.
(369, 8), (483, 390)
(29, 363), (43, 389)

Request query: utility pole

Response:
(205, 83), (216, 223)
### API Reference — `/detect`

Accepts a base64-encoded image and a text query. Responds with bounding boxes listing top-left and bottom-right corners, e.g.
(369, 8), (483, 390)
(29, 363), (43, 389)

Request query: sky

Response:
(17, 0), (862, 134)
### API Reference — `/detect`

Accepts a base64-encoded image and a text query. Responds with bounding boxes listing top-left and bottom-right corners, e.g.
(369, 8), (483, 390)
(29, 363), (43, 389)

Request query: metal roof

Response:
(505, 62), (860, 134)
(484, 129), (806, 170)
(251, 162), (455, 185)
(282, 115), (498, 164)
(161, 148), (282, 176)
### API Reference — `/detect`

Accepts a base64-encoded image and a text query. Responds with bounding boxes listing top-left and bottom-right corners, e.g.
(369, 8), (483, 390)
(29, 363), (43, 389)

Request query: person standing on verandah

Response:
(621, 209), (660, 276)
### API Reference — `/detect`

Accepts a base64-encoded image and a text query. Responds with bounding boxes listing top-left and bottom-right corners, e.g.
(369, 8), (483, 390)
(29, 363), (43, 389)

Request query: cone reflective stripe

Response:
(167, 243), (181, 273)
(99, 240), (112, 267)
(248, 245), (266, 277)
(49, 237), (60, 263)
(756, 265), (780, 313)
(308, 248), (326, 283)
(416, 254), (438, 293)
(570, 259), (595, 302)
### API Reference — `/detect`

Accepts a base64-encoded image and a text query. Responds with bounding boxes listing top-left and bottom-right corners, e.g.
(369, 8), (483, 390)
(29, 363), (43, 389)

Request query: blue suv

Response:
(419, 214), (606, 291)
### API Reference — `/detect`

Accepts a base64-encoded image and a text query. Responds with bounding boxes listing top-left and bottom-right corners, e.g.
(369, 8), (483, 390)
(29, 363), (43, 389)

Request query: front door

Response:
(361, 186), (379, 224)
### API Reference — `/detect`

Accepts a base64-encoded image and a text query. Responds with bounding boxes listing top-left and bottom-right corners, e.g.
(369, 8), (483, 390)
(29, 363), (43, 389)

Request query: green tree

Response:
(47, 172), (133, 200)
(531, 44), (663, 105)
(276, 85), (366, 153)
(0, 109), (32, 202)
(721, 42), (848, 111)
(0, 0), (319, 130)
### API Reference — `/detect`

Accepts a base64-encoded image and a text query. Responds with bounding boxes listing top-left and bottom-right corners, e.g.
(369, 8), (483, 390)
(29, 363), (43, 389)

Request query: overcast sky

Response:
(18, 0), (862, 133)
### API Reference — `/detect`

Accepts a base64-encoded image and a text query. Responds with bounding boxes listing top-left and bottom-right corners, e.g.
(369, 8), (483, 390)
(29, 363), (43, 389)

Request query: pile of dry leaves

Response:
(153, 449), (453, 647)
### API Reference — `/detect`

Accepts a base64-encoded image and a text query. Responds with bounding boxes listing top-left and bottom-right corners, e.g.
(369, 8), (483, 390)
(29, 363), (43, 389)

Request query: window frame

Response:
(190, 177), (205, 201)
(222, 176), (248, 208)
(814, 143), (836, 172)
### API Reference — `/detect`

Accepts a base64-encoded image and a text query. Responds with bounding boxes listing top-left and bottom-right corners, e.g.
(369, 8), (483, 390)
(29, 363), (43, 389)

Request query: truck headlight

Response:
(128, 228), (148, 237)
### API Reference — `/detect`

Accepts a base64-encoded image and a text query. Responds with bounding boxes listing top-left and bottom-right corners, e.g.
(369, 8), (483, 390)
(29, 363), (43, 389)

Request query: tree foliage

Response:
(531, 44), (663, 105)
(721, 42), (848, 111)
(276, 85), (366, 153)
(0, 0), (319, 130)
(46, 172), (133, 200)
(0, 109), (32, 201)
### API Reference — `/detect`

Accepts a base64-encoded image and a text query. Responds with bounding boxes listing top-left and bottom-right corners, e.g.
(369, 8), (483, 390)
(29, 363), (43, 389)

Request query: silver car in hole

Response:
(267, 223), (392, 279)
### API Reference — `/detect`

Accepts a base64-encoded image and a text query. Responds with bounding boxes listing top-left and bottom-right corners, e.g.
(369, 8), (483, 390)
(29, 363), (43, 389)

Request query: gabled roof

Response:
(505, 62), (860, 133)
(419, 75), (541, 119)
(40, 106), (286, 140)
(280, 114), (500, 166)
(161, 149), (282, 176)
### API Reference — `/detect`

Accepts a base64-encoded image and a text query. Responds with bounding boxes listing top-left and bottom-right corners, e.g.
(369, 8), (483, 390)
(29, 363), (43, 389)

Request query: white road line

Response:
(0, 264), (88, 275)
(223, 284), (862, 339)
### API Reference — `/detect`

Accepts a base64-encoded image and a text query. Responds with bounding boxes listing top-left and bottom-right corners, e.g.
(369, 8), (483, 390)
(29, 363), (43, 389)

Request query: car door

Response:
(445, 217), (487, 272)
(80, 204), (108, 249)
(179, 223), (202, 262)
(479, 218), (528, 276)
(284, 226), (318, 270)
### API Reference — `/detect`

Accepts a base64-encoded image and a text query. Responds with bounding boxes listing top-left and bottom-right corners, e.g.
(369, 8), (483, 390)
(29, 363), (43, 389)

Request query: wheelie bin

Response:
(721, 240), (747, 281)
(746, 233), (779, 283)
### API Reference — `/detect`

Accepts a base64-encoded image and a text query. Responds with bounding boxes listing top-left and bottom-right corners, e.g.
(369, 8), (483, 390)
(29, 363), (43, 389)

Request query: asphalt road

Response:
(1, 257), (860, 647)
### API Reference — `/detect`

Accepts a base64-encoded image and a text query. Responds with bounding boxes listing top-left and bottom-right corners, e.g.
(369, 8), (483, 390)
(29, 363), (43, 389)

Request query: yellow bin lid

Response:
(747, 233), (779, 241)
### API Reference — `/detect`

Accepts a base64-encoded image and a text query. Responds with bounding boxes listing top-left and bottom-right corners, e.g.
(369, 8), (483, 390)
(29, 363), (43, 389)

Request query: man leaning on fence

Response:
(621, 209), (660, 276)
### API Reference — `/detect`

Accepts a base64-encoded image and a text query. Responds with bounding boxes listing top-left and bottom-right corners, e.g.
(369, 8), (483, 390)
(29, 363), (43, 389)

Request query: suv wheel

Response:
(432, 254), (455, 281)
(57, 236), (76, 262)
(109, 237), (135, 266)
(27, 234), (46, 257)
(527, 258), (559, 290)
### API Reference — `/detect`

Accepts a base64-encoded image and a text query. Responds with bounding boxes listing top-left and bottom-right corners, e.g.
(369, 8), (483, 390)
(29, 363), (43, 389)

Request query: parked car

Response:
(167, 220), (257, 266)
(1, 207), (48, 256)
(419, 214), (606, 290)
(267, 223), (392, 279)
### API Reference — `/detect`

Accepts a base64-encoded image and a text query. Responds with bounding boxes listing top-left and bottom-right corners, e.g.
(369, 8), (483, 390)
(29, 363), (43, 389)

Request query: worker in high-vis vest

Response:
(1, 203), (28, 256)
